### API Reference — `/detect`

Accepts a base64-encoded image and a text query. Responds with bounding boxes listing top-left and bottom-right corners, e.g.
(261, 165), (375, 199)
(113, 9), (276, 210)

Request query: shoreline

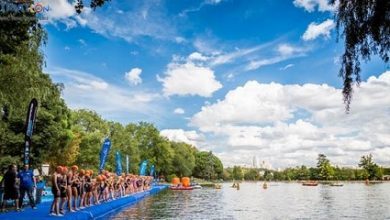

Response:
(0, 185), (168, 220)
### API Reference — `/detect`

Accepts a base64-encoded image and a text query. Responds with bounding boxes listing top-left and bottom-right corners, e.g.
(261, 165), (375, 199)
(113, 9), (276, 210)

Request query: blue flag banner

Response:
(139, 160), (148, 176)
(99, 138), (111, 172)
(24, 98), (38, 165)
(149, 165), (155, 177)
(115, 151), (122, 176)
(126, 155), (129, 174)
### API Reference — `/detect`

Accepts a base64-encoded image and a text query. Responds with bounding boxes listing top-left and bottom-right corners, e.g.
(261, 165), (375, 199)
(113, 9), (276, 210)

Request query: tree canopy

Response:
(332, 0), (389, 111)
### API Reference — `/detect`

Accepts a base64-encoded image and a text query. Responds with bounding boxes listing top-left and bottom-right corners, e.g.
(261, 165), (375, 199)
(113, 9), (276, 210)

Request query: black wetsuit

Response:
(84, 176), (92, 193)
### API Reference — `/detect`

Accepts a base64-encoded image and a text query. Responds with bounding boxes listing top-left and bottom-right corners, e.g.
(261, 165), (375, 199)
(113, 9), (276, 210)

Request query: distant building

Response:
(383, 175), (390, 181)
(252, 156), (258, 168)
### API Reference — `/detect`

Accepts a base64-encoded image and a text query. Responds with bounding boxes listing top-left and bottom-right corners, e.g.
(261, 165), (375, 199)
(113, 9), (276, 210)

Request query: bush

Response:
(0, 155), (19, 172)
(166, 174), (177, 183)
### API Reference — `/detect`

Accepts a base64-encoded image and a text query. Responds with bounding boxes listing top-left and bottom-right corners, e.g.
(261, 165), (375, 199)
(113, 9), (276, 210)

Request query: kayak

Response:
(170, 186), (194, 190)
(330, 183), (343, 187)
(302, 181), (318, 186)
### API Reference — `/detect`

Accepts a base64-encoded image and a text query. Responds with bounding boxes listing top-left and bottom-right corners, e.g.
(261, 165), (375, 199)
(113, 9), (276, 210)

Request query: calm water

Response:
(108, 182), (390, 220)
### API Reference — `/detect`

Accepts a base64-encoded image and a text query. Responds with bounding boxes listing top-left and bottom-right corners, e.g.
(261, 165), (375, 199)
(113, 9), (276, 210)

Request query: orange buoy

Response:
(172, 177), (180, 185)
(181, 177), (190, 187)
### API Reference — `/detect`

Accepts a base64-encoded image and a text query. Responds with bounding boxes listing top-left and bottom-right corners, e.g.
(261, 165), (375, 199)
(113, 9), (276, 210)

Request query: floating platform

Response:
(0, 185), (168, 220)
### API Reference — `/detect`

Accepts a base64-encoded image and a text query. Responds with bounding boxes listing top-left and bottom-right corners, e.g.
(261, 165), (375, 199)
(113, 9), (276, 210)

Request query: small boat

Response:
(170, 186), (194, 190)
(214, 184), (222, 189)
(302, 181), (318, 186)
(330, 182), (343, 187)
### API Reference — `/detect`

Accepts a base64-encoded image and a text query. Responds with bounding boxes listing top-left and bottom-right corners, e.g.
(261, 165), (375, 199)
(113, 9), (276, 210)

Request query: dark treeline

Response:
(224, 154), (389, 181)
(0, 19), (223, 181)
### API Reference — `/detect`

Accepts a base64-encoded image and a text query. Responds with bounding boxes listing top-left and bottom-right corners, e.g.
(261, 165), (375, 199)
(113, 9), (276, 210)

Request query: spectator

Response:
(1, 164), (19, 212)
(35, 176), (46, 204)
(17, 164), (37, 210)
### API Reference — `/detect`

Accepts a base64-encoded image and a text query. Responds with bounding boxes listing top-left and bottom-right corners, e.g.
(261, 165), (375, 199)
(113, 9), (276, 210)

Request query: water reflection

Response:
(107, 182), (390, 220)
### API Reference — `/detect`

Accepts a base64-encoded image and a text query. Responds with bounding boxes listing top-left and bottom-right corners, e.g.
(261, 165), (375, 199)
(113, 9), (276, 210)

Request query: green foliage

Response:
(317, 154), (335, 180)
(193, 151), (223, 180)
(0, 26), (72, 169)
(358, 154), (383, 180)
(166, 174), (177, 183)
(244, 168), (260, 181)
(0, 155), (19, 172)
(331, 0), (390, 110)
(171, 142), (196, 177)
(232, 166), (243, 180)
(224, 154), (386, 182)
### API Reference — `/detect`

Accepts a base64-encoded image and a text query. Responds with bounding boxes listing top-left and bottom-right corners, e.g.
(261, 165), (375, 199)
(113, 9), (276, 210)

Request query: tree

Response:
(0, 28), (73, 168)
(358, 154), (383, 180)
(193, 151), (222, 180)
(232, 166), (243, 180)
(244, 168), (259, 180)
(171, 142), (196, 177)
(317, 154), (334, 180)
(331, 0), (389, 110)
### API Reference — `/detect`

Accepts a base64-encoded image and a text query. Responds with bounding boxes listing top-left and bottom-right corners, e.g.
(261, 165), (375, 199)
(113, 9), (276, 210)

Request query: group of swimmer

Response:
(50, 165), (153, 216)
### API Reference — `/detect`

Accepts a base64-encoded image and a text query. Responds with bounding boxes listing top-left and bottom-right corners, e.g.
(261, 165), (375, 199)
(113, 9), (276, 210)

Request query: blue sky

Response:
(41, 0), (389, 168)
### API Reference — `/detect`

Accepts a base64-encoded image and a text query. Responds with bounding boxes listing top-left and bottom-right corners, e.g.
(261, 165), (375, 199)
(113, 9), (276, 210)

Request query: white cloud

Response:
(179, 0), (225, 16)
(246, 44), (307, 71)
(48, 67), (162, 123)
(280, 64), (294, 70)
(190, 71), (390, 168)
(293, 0), (336, 12)
(158, 54), (222, 97)
(188, 52), (209, 61)
(302, 19), (335, 41)
(173, 108), (185, 114)
(41, 0), (75, 19)
(40, 1), (178, 43)
(125, 68), (143, 85)
(160, 129), (204, 147)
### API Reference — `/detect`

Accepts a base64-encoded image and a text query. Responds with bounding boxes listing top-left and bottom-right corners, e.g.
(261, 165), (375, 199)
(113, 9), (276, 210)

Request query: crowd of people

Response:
(0, 164), (154, 217)
(50, 165), (153, 216)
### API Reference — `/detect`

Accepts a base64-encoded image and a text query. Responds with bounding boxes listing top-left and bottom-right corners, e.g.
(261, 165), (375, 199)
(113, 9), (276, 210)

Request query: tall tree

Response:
(0, 27), (72, 168)
(232, 166), (243, 180)
(358, 154), (383, 180)
(317, 154), (334, 180)
(331, 0), (389, 110)
(171, 142), (196, 177)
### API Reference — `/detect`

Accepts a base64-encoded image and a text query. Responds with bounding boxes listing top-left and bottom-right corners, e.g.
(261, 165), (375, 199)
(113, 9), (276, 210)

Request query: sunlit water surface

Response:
(107, 182), (390, 220)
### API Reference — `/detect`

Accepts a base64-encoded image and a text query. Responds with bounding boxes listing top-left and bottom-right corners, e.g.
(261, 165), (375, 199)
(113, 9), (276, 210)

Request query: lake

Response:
(107, 182), (390, 220)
